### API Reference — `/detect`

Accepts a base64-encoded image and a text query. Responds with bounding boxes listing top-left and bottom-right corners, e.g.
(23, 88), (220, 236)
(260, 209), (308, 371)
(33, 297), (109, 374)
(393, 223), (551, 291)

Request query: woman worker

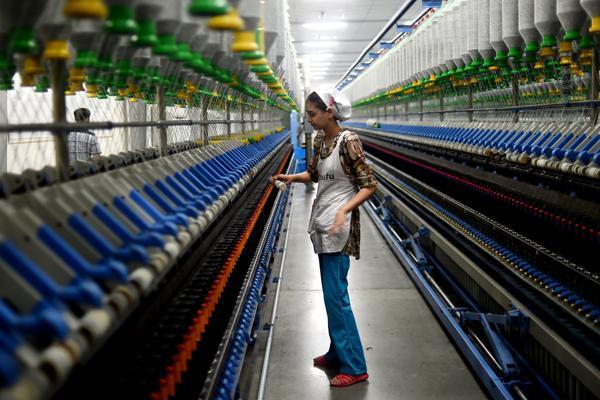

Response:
(272, 89), (377, 387)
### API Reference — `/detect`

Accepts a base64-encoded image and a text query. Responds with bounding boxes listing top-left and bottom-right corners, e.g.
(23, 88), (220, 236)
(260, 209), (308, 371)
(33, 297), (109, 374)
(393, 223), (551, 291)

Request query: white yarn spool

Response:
(263, 0), (280, 63)
(428, 22), (438, 75)
(396, 45), (402, 82)
(397, 41), (403, 81)
(386, 54), (391, 89)
(440, 10), (452, 66)
(534, 0), (560, 46)
(431, 19), (439, 71)
(419, 24), (427, 76)
(451, 5), (464, 66)
(557, 0), (587, 35)
(238, 0), (261, 30)
(273, 180), (286, 191)
(459, 1), (472, 64)
(410, 34), (416, 77)
(418, 29), (425, 76)
(434, 18), (447, 71)
(502, 0), (523, 50)
(393, 48), (399, 83)
(439, 8), (455, 70)
(403, 39), (409, 78)
(403, 45), (409, 82)
(478, 0), (494, 59)
(275, 1), (286, 62)
(581, 0), (600, 23)
(423, 26), (430, 76)
(467, 0), (480, 58)
(519, 0), (540, 47)
(414, 36), (421, 79)
(410, 37), (417, 77)
(422, 23), (430, 76)
(490, 0), (507, 52)
(406, 43), (412, 81)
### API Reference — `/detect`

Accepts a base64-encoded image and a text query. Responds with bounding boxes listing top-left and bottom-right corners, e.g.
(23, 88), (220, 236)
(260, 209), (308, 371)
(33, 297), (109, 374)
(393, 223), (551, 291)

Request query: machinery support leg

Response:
(50, 59), (69, 181)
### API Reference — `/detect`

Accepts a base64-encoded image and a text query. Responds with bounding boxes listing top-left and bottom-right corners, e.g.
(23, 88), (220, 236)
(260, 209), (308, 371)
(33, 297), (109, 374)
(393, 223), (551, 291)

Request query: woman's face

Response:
(305, 101), (333, 130)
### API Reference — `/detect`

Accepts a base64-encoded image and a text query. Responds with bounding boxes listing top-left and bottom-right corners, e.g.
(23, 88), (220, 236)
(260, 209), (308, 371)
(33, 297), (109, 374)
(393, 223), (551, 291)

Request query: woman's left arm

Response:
(329, 187), (376, 234)
(341, 186), (376, 212)
(329, 134), (377, 234)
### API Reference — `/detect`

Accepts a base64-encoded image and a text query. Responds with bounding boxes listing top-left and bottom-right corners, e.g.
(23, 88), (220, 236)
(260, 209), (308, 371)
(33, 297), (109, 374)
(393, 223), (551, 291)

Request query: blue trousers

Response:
(318, 253), (367, 375)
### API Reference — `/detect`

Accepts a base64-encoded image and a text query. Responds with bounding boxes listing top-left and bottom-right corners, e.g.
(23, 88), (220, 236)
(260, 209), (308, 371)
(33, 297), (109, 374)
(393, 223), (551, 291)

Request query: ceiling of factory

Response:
(288, 0), (430, 92)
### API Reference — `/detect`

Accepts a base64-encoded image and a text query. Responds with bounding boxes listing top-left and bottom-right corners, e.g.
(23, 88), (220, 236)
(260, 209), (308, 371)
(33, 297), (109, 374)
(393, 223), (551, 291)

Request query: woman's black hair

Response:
(306, 92), (327, 112)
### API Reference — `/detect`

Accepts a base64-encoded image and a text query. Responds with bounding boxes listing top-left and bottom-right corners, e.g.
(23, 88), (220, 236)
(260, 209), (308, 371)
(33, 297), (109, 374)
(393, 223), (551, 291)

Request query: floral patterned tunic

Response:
(307, 129), (377, 259)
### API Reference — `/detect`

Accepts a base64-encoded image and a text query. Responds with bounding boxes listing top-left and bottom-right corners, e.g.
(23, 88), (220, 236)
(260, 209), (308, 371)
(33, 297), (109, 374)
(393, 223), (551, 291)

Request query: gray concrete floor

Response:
(262, 183), (487, 400)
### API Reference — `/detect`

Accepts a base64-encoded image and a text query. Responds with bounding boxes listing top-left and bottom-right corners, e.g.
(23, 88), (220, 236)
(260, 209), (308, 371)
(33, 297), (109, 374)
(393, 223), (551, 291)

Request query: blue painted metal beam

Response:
(422, 0), (443, 8)
(364, 201), (520, 400)
(336, 0), (418, 88)
(396, 24), (413, 33)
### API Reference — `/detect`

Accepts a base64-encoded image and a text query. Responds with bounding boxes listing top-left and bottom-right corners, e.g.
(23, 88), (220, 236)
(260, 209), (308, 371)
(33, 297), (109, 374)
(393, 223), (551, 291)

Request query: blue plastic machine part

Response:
(0, 240), (104, 307)
(0, 300), (69, 341)
(92, 203), (165, 248)
(37, 225), (129, 283)
(112, 196), (179, 236)
(460, 308), (528, 378)
(173, 171), (215, 204)
(577, 135), (600, 163)
(129, 190), (189, 227)
(67, 213), (149, 264)
(166, 174), (211, 209)
(157, 176), (208, 213)
(0, 346), (20, 387)
(154, 180), (200, 217)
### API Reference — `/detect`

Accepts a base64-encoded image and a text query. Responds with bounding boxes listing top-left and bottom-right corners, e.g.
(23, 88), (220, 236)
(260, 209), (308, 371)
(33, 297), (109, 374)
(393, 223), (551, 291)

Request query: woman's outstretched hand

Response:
(270, 174), (293, 184)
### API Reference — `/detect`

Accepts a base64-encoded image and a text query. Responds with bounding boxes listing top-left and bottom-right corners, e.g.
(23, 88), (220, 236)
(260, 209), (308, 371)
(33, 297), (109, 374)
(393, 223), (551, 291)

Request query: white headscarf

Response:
(312, 89), (352, 121)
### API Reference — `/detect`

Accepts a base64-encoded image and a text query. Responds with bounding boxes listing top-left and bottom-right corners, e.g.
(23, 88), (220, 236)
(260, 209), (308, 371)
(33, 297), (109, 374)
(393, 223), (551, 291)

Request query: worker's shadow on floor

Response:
(313, 365), (369, 399)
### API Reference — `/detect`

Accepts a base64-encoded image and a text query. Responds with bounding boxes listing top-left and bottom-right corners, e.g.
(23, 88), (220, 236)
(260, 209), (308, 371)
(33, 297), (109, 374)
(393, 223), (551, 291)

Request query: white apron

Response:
(308, 131), (357, 254)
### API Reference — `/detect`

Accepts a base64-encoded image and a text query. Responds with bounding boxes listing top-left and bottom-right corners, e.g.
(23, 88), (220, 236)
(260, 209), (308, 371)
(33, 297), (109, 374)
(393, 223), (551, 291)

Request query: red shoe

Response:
(330, 373), (369, 387)
(313, 355), (339, 368)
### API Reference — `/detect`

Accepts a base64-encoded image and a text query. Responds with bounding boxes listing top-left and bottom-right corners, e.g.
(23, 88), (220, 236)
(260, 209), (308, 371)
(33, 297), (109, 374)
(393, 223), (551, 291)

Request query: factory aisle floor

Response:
(264, 183), (487, 400)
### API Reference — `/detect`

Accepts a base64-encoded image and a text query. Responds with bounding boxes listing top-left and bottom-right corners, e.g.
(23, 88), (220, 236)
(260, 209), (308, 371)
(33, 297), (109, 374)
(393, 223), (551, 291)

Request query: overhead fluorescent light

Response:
(303, 53), (334, 59)
(302, 41), (339, 48)
(303, 22), (348, 30)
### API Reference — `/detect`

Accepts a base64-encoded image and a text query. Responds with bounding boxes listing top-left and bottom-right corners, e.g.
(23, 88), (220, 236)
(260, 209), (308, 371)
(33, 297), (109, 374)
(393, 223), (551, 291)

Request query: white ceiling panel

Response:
(288, 0), (429, 91)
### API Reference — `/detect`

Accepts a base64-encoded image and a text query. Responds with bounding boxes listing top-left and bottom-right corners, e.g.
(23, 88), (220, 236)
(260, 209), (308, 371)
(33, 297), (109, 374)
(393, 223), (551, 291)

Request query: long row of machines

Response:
(347, 120), (600, 180)
(346, 119), (599, 400)
(0, 130), (292, 400)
